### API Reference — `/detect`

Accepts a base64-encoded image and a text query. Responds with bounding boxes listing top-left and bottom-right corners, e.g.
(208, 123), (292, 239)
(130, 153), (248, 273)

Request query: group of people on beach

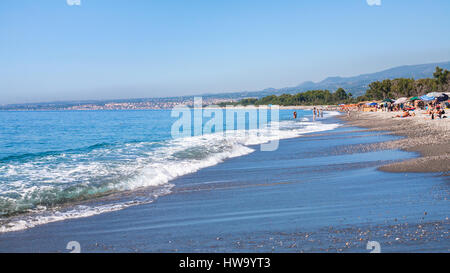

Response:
(395, 101), (447, 119)
(426, 103), (446, 119)
(314, 107), (323, 117)
(340, 96), (449, 120)
(313, 107), (324, 120)
(292, 107), (324, 120)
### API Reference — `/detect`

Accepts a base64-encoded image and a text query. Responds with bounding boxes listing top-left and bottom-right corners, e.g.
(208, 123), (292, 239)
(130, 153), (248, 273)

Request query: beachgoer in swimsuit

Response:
(394, 110), (410, 118)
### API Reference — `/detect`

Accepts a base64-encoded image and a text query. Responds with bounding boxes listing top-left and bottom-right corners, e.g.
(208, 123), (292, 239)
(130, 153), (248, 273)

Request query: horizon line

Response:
(2, 59), (449, 107)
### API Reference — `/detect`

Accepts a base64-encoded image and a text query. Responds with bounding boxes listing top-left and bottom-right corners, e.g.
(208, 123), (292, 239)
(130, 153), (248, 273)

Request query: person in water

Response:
(293, 111), (297, 119)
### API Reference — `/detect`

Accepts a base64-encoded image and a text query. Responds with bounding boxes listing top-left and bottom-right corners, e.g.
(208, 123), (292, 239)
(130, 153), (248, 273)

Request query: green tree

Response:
(391, 78), (415, 98)
(334, 88), (348, 101)
(433, 66), (449, 85)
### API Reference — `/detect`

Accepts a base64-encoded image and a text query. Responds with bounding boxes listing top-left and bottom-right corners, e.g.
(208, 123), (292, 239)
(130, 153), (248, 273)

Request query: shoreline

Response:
(0, 105), (341, 111)
(338, 110), (450, 174)
(1, 115), (448, 252)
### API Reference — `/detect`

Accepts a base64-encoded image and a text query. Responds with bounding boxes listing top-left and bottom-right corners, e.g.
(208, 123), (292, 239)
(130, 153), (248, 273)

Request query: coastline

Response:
(339, 110), (450, 174)
(1, 114), (448, 252)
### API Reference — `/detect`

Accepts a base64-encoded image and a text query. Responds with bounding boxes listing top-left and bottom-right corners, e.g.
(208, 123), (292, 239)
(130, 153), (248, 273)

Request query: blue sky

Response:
(1, 0), (450, 104)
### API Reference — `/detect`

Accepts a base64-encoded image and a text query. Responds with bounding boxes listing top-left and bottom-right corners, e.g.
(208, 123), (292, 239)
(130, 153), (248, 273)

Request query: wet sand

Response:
(340, 110), (450, 174)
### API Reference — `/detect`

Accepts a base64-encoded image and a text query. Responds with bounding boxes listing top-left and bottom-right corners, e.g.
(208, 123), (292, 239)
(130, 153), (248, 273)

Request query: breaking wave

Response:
(0, 113), (340, 232)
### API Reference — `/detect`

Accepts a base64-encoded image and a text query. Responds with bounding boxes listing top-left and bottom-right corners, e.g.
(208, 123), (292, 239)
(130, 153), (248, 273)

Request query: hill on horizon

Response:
(228, 61), (450, 99)
(2, 61), (450, 108)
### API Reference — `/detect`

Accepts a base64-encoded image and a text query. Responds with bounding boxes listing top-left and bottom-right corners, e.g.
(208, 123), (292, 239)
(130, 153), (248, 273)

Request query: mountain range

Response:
(224, 61), (450, 99)
(2, 61), (450, 109)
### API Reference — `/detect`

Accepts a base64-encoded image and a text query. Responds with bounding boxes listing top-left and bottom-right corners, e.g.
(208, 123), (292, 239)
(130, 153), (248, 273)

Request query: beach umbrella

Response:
(426, 92), (445, 97)
(424, 92), (449, 102)
(394, 97), (408, 104)
(420, 95), (435, 101)
(409, 97), (420, 101)
(437, 94), (449, 102)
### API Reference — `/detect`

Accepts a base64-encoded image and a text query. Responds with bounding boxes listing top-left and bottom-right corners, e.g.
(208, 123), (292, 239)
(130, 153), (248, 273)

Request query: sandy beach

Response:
(339, 110), (450, 174)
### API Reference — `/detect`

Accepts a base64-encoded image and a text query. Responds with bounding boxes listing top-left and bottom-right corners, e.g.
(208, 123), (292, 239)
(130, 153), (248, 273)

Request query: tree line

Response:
(359, 67), (449, 101)
(220, 67), (449, 106)
(219, 88), (353, 106)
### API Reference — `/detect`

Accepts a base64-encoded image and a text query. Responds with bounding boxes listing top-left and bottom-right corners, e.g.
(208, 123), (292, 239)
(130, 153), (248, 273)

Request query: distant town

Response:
(63, 97), (238, 111)
(0, 96), (240, 111)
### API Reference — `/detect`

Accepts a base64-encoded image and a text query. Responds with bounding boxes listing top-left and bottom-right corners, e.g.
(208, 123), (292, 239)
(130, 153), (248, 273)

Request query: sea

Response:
(0, 109), (339, 233)
(0, 109), (448, 252)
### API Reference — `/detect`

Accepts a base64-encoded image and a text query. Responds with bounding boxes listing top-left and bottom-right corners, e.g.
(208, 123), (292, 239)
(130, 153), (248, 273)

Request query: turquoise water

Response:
(0, 109), (339, 232)
(0, 119), (448, 252)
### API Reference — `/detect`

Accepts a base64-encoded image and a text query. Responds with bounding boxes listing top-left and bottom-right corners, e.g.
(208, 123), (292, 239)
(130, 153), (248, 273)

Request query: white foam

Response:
(323, 110), (341, 117)
(0, 185), (174, 233)
(0, 204), (128, 233)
